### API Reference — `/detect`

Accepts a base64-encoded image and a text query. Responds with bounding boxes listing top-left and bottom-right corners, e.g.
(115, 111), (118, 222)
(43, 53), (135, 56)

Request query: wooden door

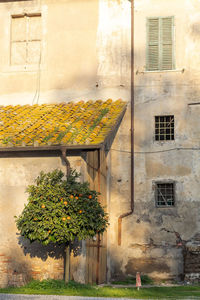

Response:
(85, 150), (107, 284)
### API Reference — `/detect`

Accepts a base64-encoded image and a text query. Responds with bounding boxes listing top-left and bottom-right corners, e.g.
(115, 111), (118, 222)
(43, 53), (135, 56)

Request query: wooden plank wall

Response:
(85, 150), (107, 284)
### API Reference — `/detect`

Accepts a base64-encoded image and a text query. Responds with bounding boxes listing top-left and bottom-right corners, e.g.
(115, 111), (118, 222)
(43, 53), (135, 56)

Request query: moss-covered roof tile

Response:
(0, 99), (126, 148)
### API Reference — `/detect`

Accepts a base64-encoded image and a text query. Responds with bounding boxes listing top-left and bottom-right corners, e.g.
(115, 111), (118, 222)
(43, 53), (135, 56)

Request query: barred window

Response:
(155, 183), (175, 207)
(155, 115), (174, 141)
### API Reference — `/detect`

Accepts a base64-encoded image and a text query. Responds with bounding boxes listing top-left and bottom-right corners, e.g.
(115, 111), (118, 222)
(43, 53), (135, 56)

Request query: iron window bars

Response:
(155, 183), (175, 206)
(155, 115), (174, 141)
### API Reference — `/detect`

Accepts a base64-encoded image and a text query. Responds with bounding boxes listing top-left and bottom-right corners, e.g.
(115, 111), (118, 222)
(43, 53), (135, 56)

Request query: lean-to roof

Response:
(0, 99), (126, 151)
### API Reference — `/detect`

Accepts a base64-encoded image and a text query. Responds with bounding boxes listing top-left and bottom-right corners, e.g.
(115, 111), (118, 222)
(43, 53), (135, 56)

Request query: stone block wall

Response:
(185, 244), (200, 283)
(0, 250), (64, 288)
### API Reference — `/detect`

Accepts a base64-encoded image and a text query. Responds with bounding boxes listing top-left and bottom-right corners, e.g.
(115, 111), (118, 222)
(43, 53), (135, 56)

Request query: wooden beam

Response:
(0, 144), (102, 153)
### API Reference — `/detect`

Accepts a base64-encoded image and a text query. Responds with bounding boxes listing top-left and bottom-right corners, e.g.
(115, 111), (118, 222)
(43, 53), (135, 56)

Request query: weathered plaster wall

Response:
(0, 0), (129, 105)
(0, 155), (85, 287)
(0, 0), (131, 286)
(1, 0), (199, 285)
(106, 0), (200, 281)
(0, 0), (97, 104)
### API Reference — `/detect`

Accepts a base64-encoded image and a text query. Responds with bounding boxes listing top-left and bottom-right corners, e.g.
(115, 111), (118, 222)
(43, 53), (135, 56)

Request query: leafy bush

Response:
(15, 169), (108, 245)
(25, 279), (90, 290)
(111, 275), (154, 285)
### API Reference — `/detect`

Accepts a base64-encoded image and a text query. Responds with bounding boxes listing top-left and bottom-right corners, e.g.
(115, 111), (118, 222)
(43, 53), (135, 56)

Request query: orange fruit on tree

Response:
(70, 195), (73, 199)
(79, 210), (82, 214)
(75, 196), (78, 200)
(60, 198), (63, 201)
(79, 194), (82, 197)
(48, 230), (51, 233)
(67, 216), (71, 220)
(62, 217), (66, 221)
(64, 201), (68, 205)
(41, 204), (45, 208)
(34, 218), (38, 221)
(88, 195), (92, 199)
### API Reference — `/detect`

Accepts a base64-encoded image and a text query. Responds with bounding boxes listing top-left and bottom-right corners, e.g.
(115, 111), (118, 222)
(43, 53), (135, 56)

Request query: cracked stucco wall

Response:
(106, 0), (200, 281)
(0, 155), (86, 287)
(1, 0), (200, 284)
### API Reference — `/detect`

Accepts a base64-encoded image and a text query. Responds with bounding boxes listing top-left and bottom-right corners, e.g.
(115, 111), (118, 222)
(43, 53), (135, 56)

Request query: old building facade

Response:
(0, 0), (200, 287)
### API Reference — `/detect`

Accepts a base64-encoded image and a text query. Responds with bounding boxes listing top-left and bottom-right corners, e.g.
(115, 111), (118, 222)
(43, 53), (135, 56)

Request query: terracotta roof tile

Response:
(0, 99), (126, 148)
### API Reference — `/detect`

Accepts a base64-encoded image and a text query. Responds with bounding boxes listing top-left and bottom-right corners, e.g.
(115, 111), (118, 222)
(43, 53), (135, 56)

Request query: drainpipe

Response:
(118, 0), (134, 246)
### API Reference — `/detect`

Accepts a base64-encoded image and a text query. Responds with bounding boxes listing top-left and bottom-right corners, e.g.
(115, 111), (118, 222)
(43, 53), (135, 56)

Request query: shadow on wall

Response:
(14, 236), (83, 284)
(108, 239), (184, 282)
(0, 151), (87, 287)
(17, 236), (65, 261)
(17, 236), (83, 261)
(0, 248), (33, 287)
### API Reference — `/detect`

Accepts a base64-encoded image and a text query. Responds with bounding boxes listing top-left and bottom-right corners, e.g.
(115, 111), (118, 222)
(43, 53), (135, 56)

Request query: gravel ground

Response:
(0, 295), (138, 300)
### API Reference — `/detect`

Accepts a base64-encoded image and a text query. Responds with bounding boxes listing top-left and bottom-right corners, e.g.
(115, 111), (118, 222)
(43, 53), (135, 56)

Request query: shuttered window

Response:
(146, 17), (174, 71)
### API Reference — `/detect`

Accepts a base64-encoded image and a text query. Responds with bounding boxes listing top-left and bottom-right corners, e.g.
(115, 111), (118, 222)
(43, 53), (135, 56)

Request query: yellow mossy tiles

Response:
(0, 99), (126, 148)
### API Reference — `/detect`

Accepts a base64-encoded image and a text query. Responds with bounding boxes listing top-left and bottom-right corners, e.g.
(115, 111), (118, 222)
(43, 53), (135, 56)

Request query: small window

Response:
(155, 115), (174, 141)
(155, 183), (175, 207)
(11, 14), (42, 66)
(146, 17), (175, 71)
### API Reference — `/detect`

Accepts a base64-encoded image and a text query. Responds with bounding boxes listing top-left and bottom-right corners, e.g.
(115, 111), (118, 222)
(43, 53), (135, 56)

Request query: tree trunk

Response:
(64, 244), (70, 283)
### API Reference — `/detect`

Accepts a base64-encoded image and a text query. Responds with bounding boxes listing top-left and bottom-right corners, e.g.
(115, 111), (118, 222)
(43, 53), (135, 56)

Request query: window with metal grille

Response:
(155, 183), (175, 207)
(146, 17), (175, 71)
(155, 115), (174, 141)
(11, 14), (42, 66)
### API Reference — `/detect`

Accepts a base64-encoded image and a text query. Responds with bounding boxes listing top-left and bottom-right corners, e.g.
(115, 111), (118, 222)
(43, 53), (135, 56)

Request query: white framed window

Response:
(11, 13), (42, 66)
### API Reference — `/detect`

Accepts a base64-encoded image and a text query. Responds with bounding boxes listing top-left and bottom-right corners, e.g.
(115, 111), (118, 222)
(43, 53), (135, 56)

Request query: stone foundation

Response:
(0, 252), (64, 288)
(185, 243), (200, 283)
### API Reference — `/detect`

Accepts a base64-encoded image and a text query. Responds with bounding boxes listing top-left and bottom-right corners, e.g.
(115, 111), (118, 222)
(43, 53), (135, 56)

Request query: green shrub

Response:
(111, 274), (154, 285)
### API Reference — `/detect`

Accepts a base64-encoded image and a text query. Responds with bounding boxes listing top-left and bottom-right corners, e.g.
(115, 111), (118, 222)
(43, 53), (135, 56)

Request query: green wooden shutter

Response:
(147, 18), (159, 71)
(147, 16), (174, 71)
(161, 17), (174, 70)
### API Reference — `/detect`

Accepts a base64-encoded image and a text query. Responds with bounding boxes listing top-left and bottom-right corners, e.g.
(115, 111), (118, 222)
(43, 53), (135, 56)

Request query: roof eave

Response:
(0, 143), (103, 153)
(103, 105), (127, 150)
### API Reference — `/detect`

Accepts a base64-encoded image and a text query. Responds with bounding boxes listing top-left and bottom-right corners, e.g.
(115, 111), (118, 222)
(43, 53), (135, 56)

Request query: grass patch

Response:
(0, 279), (200, 299)
(111, 274), (154, 285)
